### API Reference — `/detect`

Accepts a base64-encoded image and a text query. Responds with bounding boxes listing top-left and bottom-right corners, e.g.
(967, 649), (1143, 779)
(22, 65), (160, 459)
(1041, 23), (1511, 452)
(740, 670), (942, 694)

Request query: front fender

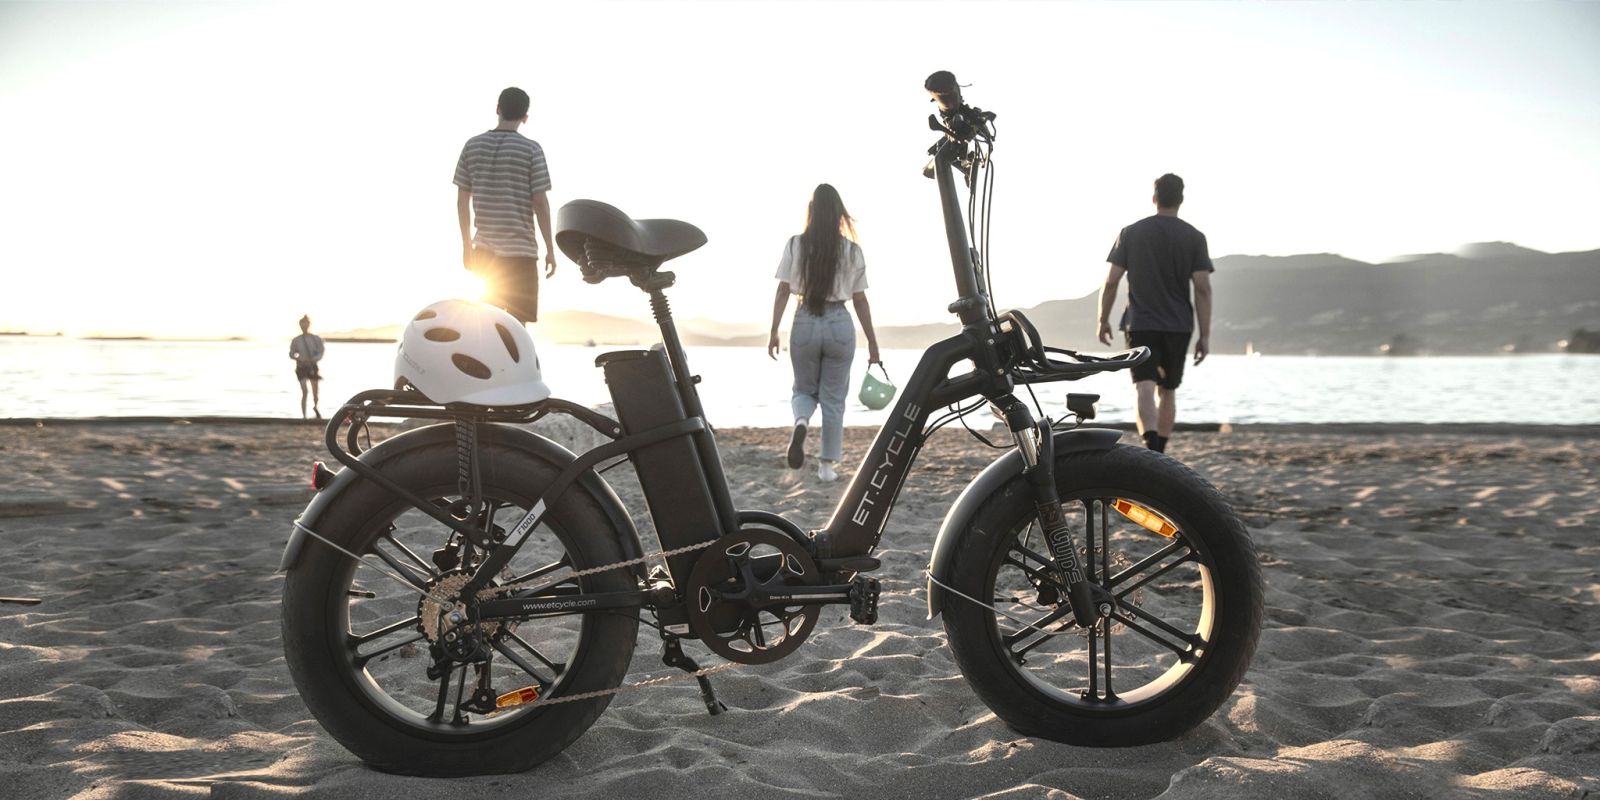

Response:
(279, 422), (643, 572)
(925, 427), (1122, 619)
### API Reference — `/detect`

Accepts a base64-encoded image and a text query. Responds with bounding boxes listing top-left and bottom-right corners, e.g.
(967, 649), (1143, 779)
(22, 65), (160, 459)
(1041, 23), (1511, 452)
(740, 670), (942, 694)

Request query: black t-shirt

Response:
(1106, 215), (1213, 333)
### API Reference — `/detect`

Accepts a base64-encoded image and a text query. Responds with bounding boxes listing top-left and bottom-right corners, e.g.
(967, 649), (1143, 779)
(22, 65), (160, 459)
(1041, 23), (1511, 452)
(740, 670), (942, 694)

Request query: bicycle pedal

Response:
(849, 576), (880, 625)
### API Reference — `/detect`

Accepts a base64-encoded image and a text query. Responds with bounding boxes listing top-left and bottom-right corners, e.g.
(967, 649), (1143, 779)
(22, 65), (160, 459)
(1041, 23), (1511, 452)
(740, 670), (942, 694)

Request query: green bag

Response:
(858, 363), (896, 410)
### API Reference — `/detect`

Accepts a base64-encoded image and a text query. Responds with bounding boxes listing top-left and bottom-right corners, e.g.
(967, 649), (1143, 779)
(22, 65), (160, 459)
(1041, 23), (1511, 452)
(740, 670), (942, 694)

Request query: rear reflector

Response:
(496, 686), (541, 708)
(311, 461), (335, 491)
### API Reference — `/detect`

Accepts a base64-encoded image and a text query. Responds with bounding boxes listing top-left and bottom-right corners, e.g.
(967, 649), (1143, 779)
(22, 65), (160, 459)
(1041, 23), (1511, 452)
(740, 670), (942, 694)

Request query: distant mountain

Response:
(1456, 242), (1549, 261)
(871, 244), (1600, 356)
(327, 245), (1600, 356)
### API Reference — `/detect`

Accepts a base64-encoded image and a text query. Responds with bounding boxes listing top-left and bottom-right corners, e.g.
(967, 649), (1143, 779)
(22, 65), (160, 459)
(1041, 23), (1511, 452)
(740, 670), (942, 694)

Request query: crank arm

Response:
(738, 576), (881, 627)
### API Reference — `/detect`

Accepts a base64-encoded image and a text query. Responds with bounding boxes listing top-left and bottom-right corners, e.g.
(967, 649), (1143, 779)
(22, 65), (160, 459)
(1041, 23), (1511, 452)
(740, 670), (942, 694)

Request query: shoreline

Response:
(4, 415), (1598, 438)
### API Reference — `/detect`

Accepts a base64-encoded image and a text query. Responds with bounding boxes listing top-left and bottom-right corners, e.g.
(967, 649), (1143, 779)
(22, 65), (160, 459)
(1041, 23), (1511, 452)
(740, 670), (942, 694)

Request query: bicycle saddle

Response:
(555, 199), (707, 284)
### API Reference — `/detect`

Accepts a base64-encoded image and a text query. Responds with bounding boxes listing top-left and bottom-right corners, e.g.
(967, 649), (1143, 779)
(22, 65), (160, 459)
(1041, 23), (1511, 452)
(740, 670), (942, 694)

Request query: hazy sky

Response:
(2, 0), (1596, 338)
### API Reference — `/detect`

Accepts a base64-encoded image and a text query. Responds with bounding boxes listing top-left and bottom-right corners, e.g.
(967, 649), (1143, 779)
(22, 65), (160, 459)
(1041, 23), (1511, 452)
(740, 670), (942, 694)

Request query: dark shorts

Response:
(474, 248), (540, 323)
(295, 361), (320, 381)
(1126, 330), (1191, 390)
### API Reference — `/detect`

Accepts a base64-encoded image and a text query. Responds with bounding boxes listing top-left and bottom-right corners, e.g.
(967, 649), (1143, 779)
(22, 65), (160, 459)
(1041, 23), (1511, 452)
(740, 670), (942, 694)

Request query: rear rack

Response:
(315, 389), (626, 547)
(328, 389), (622, 457)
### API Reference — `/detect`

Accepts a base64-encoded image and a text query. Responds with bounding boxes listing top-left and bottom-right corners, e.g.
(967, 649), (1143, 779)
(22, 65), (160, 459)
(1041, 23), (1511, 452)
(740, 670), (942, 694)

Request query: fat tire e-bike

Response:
(279, 72), (1264, 776)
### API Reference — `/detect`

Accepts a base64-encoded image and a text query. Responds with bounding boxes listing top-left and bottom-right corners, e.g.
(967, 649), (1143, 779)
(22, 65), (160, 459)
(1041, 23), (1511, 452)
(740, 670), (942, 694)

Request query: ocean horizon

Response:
(4, 336), (1598, 427)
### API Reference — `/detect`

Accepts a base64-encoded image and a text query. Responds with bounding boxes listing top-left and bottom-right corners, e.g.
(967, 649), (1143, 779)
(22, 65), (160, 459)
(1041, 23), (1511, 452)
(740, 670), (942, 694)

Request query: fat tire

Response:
(942, 444), (1263, 746)
(282, 439), (639, 775)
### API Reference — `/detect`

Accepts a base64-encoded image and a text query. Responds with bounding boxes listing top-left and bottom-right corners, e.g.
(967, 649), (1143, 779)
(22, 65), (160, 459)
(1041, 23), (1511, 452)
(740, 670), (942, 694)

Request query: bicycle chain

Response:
(300, 513), (743, 713)
(504, 536), (718, 589)
(506, 660), (741, 710)
(484, 536), (737, 711)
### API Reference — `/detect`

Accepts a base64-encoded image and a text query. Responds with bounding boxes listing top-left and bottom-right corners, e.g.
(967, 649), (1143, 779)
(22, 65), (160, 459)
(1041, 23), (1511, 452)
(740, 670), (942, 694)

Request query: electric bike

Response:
(279, 72), (1263, 775)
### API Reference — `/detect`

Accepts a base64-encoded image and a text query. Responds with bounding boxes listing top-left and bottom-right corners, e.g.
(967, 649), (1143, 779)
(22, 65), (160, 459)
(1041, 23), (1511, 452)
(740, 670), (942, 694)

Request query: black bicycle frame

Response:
(816, 137), (1021, 557)
(362, 132), (1080, 625)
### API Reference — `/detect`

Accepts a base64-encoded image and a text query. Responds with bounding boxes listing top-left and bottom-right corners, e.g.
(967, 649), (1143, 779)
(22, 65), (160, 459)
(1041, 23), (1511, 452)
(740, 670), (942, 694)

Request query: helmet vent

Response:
(495, 324), (520, 362)
(424, 327), (461, 342)
(414, 310), (437, 321)
(451, 353), (493, 380)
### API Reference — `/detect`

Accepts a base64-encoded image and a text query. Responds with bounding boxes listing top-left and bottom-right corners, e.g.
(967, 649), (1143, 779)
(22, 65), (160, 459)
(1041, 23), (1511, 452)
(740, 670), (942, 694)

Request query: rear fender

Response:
(279, 423), (643, 572)
(925, 427), (1122, 618)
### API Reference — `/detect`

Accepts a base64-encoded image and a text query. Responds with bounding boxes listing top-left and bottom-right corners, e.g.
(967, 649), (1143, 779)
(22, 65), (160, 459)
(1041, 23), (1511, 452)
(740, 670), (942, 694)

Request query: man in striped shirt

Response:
(454, 87), (555, 323)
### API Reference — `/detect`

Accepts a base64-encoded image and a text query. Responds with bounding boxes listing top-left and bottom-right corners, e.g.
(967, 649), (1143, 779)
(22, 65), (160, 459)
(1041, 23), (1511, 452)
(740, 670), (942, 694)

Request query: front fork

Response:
(998, 398), (1101, 628)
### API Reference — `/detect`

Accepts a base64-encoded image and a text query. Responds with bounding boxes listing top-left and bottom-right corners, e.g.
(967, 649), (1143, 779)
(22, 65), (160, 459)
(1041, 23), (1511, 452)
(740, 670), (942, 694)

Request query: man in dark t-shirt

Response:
(1096, 174), (1214, 453)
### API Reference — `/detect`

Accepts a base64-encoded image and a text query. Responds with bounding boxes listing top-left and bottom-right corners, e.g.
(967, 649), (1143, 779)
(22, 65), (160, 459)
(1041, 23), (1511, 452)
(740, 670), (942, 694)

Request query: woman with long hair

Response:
(767, 184), (881, 482)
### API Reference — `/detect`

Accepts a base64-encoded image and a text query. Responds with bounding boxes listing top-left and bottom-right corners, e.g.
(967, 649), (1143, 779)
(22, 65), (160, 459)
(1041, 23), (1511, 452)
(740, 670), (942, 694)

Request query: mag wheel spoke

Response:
(1110, 602), (1203, 661)
(1004, 607), (1075, 661)
(353, 631), (426, 668)
(368, 541), (434, 590)
(989, 493), (1214, 710)
(350, 615), (426, 667)
(352, 615), (422, 645)
(504, 630), (567, 676)
(329, 485), (600, 735)
(380, 530), (437, 576)
(492, 638), (554, 687)
(1109, 539), (1191, 594)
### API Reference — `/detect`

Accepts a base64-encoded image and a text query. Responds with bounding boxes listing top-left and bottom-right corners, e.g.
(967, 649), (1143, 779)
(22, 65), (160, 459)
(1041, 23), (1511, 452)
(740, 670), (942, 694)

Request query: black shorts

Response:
(474, 248), (540, 323)
(295, 361), (320, 381)
(1126, 330), (1192, 390)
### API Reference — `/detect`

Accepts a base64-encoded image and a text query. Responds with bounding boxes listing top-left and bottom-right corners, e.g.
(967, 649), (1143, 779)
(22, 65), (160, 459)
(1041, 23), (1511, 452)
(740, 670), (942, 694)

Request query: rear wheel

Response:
(942, 444), (1262, 745)
(281, 439), (639, 775)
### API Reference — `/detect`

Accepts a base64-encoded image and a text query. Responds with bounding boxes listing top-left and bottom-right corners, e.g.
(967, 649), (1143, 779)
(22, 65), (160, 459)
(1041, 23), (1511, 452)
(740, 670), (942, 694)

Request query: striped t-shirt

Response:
(453, 130), (552, 258)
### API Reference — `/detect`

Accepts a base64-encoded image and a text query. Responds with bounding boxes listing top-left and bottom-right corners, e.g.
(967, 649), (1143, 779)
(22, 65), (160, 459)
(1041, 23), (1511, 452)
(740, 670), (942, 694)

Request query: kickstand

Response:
(661, 631), (727, 716)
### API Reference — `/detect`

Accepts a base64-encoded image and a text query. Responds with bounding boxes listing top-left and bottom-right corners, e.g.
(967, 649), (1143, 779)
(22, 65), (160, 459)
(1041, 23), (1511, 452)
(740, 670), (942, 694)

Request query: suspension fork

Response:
(998, 398), (1100, 628)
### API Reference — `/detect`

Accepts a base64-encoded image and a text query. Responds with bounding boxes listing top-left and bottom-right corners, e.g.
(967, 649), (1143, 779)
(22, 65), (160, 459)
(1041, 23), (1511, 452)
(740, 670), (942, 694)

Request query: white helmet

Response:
(394, 299), (551, 406)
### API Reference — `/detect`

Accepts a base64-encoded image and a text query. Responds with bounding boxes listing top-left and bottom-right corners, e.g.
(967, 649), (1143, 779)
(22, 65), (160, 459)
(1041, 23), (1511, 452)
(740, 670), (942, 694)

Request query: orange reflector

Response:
(495, 686), (541, 708)
(1112, 499), (1179, 538)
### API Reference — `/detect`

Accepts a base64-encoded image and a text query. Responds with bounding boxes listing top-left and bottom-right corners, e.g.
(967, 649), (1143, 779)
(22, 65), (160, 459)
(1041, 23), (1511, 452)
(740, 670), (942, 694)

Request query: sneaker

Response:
(817, 461), (838, 482)
(786, 421), (807, 469)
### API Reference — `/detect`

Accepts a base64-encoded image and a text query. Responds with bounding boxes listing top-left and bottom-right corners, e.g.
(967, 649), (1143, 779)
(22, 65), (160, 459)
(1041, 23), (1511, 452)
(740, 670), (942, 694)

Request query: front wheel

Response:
(942, 444), (1263, 746)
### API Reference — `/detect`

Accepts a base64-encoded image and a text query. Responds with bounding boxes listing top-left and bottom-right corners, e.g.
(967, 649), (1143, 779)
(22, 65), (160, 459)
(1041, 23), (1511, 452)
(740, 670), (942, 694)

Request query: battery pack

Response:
(598, 349), (722, 584)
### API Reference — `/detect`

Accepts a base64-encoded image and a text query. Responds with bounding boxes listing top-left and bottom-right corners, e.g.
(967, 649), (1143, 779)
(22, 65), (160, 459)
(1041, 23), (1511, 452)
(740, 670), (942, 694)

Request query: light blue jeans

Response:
(789, 303), (856, 462)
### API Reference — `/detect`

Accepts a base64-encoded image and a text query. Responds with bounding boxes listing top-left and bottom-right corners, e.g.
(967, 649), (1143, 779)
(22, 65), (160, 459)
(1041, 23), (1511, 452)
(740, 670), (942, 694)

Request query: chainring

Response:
(684, 530), (821, 665)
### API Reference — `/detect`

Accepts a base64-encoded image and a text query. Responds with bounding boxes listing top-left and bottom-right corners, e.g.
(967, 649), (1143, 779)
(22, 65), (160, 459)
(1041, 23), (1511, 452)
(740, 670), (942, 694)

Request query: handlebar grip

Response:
(925, 71), (963, 113)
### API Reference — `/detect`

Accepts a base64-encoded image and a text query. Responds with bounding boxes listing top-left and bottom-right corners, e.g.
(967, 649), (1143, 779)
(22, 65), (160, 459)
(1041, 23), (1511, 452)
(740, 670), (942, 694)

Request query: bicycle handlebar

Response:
(925, 70), (995, 145)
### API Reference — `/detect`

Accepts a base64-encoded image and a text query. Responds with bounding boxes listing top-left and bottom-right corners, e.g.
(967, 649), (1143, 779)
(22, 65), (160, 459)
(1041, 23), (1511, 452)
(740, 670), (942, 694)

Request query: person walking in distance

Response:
(767, 184), (882, 483)
(454, 87), (555, 324)
(289, 315), (325, 420)
(1096, 173), (1213, 453)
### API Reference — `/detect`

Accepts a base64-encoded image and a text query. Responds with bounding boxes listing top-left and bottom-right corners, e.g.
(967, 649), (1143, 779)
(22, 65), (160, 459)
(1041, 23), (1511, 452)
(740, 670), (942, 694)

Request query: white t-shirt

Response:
(775, 235), (868, 302)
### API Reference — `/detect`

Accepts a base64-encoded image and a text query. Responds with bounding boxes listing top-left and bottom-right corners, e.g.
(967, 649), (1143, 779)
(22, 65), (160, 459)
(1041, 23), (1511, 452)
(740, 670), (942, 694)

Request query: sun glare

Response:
(458, 271), (489, 302)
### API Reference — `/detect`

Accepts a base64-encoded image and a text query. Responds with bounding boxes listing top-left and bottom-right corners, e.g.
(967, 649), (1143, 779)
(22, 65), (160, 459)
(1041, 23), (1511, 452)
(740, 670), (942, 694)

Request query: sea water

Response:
(2, 337), (1597, 426)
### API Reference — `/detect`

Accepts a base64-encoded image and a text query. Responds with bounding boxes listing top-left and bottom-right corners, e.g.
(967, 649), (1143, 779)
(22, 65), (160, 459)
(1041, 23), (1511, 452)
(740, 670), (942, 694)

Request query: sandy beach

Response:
(1, 419), (1596, 799)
